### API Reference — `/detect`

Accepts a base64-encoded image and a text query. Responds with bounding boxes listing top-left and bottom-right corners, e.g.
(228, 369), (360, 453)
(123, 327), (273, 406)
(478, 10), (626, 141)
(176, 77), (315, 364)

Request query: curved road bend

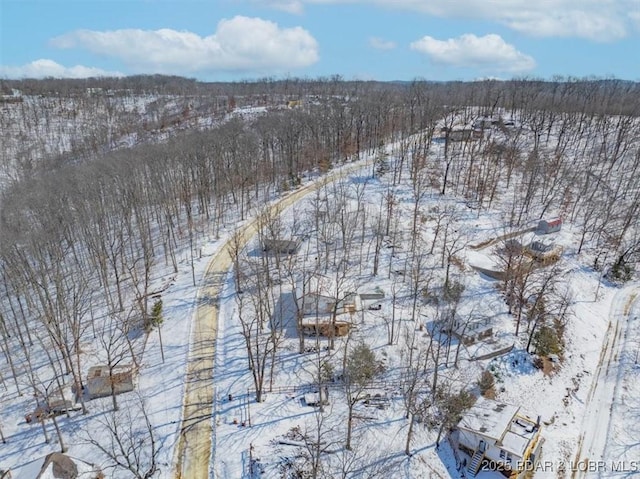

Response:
(173, 160), (372, 479)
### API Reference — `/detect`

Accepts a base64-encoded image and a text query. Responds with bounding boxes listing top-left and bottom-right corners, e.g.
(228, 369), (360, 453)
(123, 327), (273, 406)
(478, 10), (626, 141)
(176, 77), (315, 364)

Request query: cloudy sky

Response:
(1, 0), (639, 81)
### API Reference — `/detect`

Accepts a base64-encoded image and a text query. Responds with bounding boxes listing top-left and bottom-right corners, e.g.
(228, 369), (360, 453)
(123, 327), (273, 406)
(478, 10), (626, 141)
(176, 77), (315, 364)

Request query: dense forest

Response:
(1, 75), (639, 476)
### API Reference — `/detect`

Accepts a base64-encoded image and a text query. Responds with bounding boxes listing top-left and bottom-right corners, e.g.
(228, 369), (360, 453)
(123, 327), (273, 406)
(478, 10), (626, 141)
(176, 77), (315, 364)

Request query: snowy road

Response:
(173, 159), (372, 479)
(573, 284), (639, 479)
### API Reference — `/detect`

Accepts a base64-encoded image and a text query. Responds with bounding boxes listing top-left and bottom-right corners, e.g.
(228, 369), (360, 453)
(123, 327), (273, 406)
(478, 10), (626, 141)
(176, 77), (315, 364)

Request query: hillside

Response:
(0, 77), (639, 479)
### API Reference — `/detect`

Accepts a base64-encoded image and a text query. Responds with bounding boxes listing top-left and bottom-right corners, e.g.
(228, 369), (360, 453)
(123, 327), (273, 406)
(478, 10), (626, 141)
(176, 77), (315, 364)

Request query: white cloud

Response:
(410, 33), (536, 73)
(256, 0), (305, 14)
(628, 10), (640, 29)
(50, 16), (319, 75)
(0, 59), (123, 79)
(257, 0), (636, 41)
(500, 6), (628, 41)
(369, 37), (397, 50)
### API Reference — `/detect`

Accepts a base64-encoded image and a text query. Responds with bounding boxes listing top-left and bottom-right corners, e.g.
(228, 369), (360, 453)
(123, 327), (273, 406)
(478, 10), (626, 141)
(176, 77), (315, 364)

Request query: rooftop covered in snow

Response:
(457, 397), (540, 457)
(458, 397), (519, 442)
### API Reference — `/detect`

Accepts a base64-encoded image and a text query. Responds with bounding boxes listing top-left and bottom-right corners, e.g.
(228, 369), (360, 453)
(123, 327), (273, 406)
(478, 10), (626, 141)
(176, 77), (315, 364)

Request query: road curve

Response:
(173, 160), (372, 479)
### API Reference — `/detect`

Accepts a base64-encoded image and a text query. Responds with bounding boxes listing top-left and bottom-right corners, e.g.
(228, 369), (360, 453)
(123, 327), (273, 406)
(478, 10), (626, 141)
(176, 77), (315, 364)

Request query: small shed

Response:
(537, 218), (562, 234)
(262, 238), (300, 254)
(359, 287), (385, 310)
(86, 365), (135, 399)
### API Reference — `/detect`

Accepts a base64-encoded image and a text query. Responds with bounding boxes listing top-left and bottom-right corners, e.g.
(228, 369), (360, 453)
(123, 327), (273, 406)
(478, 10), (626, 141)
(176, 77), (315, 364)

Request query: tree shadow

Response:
(272, 290), (298, 339)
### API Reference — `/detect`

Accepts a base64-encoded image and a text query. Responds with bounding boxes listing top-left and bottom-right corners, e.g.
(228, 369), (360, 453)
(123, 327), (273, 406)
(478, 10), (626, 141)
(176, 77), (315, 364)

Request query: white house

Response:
(454, 397), (542, 478)
(299, 277), (357, 337)
(441, 313), (493, 346)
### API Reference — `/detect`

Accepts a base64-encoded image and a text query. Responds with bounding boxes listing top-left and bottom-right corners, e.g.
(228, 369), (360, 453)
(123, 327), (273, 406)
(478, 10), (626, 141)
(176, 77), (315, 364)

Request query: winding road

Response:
(173, 159), (372, 479)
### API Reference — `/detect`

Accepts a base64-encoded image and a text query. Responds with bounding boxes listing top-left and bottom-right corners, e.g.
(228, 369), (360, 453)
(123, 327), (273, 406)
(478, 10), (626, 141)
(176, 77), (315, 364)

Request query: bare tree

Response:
(85, 393), (159, 479)
(235, 253), (280, 402)
(400, 326), (433, 456)
(98, 308), (140, 411)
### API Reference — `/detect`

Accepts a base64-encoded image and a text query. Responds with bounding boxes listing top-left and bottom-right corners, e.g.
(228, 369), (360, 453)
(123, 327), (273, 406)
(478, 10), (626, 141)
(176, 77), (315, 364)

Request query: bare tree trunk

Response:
(51, 415), (68, 453)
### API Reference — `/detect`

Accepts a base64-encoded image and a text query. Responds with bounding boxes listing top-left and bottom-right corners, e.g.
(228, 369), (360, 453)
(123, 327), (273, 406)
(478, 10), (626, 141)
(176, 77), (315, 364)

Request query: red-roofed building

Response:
(537, 218), (562, 234)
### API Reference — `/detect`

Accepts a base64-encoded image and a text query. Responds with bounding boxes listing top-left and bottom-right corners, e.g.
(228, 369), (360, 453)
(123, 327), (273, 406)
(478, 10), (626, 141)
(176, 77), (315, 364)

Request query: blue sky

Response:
(1, 0), (639, 81)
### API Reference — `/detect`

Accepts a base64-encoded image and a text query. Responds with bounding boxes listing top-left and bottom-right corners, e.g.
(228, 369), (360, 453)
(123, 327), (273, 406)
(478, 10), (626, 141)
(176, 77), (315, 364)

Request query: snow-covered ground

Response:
(208, 158), (634, 477)
(0, 230), (226, 476)
(2, 103), (638, 479)
(598, 288), (640, 477)
(204, 119), (639, 478)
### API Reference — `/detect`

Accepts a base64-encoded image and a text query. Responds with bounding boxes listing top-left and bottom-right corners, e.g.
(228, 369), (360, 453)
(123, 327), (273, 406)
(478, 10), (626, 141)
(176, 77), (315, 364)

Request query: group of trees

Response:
(226, 134), (505, 477)
(1, 75), (639, 476)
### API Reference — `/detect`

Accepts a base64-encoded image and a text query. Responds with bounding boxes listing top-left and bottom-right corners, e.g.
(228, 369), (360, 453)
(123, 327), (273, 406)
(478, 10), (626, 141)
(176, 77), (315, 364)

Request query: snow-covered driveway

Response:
(574, 284), (640, 478)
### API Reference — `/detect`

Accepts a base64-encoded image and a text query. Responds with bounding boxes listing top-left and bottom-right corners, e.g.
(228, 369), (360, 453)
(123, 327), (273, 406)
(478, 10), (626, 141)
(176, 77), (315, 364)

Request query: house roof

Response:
(87, 364), (132, 378)
(529, 241), (554, 253)
(503, 413), (540, 456)
(304, 291), (335, 301)
(11, 453), (101, 479)
(262, 238), (300, 250)
(305, 291), (356, 303)
(502, 430), (530, 457)
(454, 320), (493, 337)
(457, 397), (519, 441)
(458, 398), (540, 458)
(359, 287), (385, 301)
